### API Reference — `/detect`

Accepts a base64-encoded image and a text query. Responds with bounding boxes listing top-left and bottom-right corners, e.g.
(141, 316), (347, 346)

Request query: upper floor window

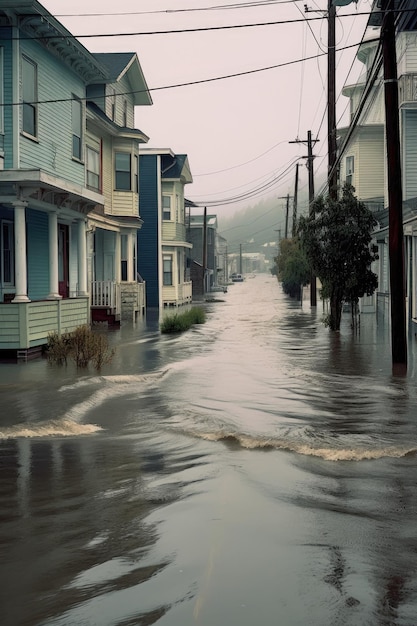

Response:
(1, 220), (14, 285)
(162, 195), (171, 220)
(22, 56), (37, 137)
(134, 155), (139, 193)
(72, 97), (83, 160)
(86, 146), (100, 191)
(346, 156), (354, 185)
(123, 100), (128, 127)
(115, 152), (131, 190)
(109, 89), (116, 121)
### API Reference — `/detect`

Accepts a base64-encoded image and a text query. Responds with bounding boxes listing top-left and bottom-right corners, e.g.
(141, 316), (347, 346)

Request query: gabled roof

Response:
(161, 154), (193, 184)
(189, 214), (218, 228)
(86, 101), (149, 142)
(0, 0), (108, 83)
(93, 53), (153, 106)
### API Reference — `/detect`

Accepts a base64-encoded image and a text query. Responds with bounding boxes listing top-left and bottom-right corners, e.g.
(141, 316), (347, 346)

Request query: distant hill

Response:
(217, 172), (327, 260)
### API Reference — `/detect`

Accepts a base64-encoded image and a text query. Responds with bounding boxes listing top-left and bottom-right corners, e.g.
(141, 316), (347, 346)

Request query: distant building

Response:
(187, 214), (218, 294)
(138, 149), (193, 308)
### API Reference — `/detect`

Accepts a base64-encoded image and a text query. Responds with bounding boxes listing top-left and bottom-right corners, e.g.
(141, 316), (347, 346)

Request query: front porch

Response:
(90, 280), (146, 323)
(162, 281), (192, 308)
(0, 297), (89, 361)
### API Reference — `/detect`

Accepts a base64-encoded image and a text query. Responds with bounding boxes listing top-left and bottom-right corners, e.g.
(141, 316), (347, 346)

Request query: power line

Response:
(53, 0), (300, 17)
(1, 40), (377, 108)
(12, 11), (382, 41)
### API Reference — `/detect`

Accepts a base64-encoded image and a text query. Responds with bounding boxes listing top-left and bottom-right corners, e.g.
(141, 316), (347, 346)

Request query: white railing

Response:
(91, 281), (117, 308)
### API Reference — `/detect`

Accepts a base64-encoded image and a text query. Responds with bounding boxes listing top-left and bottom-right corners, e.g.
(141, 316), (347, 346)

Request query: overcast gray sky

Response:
(43, 0), (373, 217)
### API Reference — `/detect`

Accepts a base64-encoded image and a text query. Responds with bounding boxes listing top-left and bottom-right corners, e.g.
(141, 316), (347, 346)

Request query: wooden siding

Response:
(397, 32), (417, 75)
(112, 75), (135, 127)
(26, 208), (50, 300)
(357, 127), (385, 200)
(138, 155), (159, 307)
(162, 222), (187, 241)
(361, 86), (384, 125)
(0, 298), (89, 349)
(112, 191), (139, 215)
(1, 28), (13, 168)
(19, 39), (86, 187)
(403, 109), (417, 199)
(102, 135), (113, 208)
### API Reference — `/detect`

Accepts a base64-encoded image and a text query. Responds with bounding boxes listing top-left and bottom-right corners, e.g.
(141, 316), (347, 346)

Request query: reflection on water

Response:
(1, 274), (417, 625)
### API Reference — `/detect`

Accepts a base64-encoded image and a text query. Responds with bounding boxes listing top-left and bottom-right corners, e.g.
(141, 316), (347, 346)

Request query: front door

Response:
(58, 224), (69, 298)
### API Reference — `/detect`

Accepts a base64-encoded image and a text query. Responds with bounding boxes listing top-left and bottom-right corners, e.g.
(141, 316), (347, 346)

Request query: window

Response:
(109, 89), (116, 121)
(22, 56), (37, 137)
(72, 97), (82, 160)
(163, 255), (173, 285)
(176, 194), (180, 222)
(162, 195), (171, 220)
(134, 155), (139, 193)
(115, 152), (131, 190)
(1, 221), (14, 285)
(121, 234), (128, 281)
(86, 146), (100, 191)
(123, 100), (128, 126)
(346, 156), (354, 185)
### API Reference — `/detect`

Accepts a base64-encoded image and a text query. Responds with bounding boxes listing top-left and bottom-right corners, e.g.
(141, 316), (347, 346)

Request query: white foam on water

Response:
(60, 369), (169, 392)
(172, 425), (417, 462)
(0, 418), (102, 440)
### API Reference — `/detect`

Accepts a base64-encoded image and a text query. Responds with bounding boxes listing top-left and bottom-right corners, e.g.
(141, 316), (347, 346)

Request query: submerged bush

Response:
(160, 306), (206, 334)
(46, 325), (115, 369)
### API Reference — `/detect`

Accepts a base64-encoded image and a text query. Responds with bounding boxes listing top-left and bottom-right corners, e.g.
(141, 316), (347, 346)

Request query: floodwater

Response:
(2, 273), (417, 626)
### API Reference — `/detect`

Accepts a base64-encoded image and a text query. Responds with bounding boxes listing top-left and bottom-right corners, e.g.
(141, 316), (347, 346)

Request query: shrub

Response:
(46, 325), (115, 369)
(160, 306), (206, 334)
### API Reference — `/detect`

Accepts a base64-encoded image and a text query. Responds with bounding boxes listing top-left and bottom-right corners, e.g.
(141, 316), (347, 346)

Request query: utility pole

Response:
(202, 206), (207, 296)
(289, 132), (319, 305)
(381, 0), (407, 373)
(292, 162), (299, 237)
(278, 195), (291, 239)
(328, 0), (338, 199)
(239, 243), (242, 274)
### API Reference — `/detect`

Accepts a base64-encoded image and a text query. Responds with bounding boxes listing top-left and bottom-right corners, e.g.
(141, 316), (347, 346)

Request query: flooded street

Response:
(2, 273), (417, 626)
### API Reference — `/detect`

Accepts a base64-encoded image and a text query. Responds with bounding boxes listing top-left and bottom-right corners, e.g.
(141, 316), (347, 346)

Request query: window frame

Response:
(163, 255), (173, 286)
(346, 155), (354, 185)
(115, 152), (132, 191)
(21, 55), (38, 138)
(162, 195), (172, 221)
(134, 154), (139, 193)
(86, 145), (101, 191)
(1, 220), (15, 286)
(121, 234), (128, 281)
(72, 96), (83, 161)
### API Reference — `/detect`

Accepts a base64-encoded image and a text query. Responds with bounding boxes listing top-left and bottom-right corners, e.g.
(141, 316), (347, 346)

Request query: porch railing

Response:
(91, 281), (119, 309)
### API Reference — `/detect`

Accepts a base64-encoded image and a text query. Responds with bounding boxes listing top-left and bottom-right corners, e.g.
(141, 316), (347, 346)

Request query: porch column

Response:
(77, 218), (88, 296)
(47, 211), (61, 299)
(12, 200), (30, 303)
(127, 231), (134, 282)
(115, 232), (121, 283)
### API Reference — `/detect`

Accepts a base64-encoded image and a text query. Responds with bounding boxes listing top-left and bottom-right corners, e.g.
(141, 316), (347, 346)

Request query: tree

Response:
(276, 237), (310, 299)
(298, 184), (378, 330)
